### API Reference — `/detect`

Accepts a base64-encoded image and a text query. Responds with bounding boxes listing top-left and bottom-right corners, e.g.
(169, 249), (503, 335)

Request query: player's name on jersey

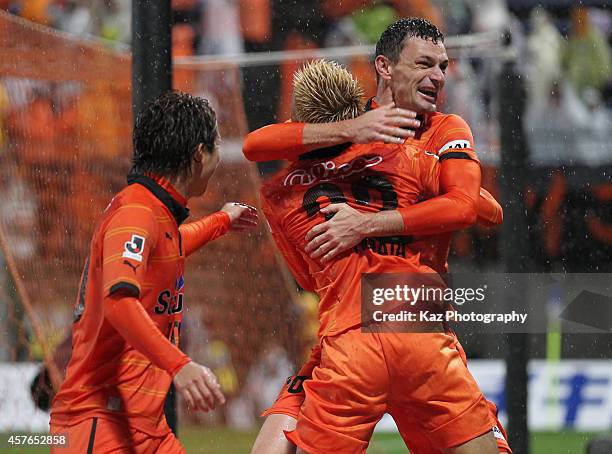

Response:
(354, 236), (413, 258)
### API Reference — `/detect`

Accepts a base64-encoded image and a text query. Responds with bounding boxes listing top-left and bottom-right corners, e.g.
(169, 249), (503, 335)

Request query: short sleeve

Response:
(101, 204), (158, 298)
(432, 114), (479, 164)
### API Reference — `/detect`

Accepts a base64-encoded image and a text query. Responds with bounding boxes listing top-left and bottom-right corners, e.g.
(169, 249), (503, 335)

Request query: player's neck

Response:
(168, 176), (188, 197)
(374, 82), (393, 107)
(159, 174), (190, 203)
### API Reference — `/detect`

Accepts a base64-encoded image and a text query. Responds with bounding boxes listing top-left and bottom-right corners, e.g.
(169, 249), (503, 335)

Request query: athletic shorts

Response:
(50, 417), (186, 454)
(278, 328), (502, 453)
(264, 331), (511, 453)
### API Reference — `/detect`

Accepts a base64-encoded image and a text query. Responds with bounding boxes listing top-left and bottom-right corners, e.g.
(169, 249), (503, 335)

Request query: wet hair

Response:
(292, 59), (364, 123)
(375, 18), (445, 65)
(132, 91), (218, 178)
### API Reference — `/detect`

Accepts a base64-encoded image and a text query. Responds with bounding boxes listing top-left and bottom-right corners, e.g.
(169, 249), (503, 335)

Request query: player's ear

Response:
(375, 55), (393, 81)
(197, 142), (220, 171)
(193, 144), (205, 163)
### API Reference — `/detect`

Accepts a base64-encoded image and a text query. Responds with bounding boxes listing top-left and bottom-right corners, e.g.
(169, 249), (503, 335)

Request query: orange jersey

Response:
(400, 110), (477, 274)
(261, 142), (440, 337)
(248, 111), (497, 275)
(244, 108), (495, 273)
(51, 174), (229, 436)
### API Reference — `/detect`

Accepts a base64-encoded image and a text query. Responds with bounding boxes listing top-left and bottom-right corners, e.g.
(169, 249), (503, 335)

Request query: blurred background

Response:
(0, 0), (611, 453)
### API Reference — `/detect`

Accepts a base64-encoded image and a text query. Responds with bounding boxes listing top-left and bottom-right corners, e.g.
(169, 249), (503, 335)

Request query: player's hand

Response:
(344, 102), (420, 144)
(221, 202), (259, 231)
(305, 204), (371, 263)
(173, 361), (226, 412)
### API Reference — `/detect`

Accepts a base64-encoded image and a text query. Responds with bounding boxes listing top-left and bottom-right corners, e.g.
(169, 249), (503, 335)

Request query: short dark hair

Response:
(375, 18), (444, 65)
(132, 91), (218, 178)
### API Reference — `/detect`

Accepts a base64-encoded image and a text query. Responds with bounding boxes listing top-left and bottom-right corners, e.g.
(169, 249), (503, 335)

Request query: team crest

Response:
(122, 234), (146, 262)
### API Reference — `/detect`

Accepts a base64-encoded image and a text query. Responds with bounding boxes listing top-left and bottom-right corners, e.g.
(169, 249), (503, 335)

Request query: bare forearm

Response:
(242, 104), (419, 162)
(362, 197), (477, 238)
(301, 122), (352, 151)
(360, 210), (405, 236)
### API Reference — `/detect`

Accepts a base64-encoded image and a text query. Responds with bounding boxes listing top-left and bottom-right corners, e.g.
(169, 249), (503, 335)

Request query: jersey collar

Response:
(127, 173), (190, 225)
(365, 97), (378, 111)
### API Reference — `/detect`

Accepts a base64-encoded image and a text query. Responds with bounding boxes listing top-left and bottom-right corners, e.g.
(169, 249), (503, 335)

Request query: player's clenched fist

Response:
(221, 202), (259, 231)
(173, 361), (226, 412)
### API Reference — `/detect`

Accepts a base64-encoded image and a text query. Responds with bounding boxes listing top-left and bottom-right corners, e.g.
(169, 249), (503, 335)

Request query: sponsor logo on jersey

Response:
(155, 273), (184, 315)
(284, 154), (383, 187)
(492, 425), (505, 440)
(437, 139), (471, 155)
(123, 260), (140, 273)
(122, 234), (146, 262)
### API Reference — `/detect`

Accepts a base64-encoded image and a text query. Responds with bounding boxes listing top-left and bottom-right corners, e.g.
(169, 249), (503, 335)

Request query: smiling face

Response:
(377, 37), (448, 114)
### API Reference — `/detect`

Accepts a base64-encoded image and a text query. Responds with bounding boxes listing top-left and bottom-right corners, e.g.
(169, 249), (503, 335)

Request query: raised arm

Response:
(242, 103), (420, 162)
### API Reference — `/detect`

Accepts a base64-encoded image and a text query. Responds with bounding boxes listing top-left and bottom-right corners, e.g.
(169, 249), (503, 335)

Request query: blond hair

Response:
(292, 60), (364, 123)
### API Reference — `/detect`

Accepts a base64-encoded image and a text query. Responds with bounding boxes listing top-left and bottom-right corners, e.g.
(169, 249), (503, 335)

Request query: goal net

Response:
(0, 11), (305, 431)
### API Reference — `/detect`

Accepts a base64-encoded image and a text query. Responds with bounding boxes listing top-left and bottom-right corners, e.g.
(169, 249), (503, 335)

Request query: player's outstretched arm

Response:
(180, 203), (258, 256)
(477, 188), (503, 227)
(242, 103), (420, 162)
(104, 293), (225, 412)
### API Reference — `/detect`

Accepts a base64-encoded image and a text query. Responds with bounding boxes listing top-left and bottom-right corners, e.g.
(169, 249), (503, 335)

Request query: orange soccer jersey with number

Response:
(260, 141), (441, 338)
(254, 113), (508, 452)
(246, 108), (486, 274)
(51, 174), (228, 436)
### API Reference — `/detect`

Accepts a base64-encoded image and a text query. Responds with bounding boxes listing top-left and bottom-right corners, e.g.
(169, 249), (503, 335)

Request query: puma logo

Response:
(165, 232), (172, 240)
(123, 260), (140, 273)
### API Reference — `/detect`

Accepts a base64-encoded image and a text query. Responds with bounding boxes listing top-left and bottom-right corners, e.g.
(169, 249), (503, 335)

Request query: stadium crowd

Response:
(2, 1), (611, 167)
